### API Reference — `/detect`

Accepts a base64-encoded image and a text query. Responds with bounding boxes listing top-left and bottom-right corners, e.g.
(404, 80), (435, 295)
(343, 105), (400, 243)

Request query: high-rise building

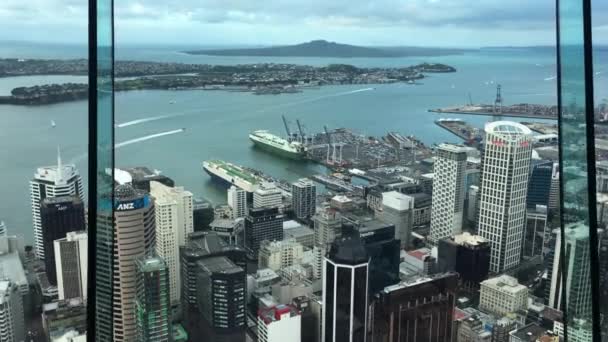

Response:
(117, 166), (175, 192)
(312, 206), (342, 279)
(522, 205), (549, 259)
(322, 232), (369, 342)
(41, 298), (87, 341)
(548, 164), (560, 210)
(456, 315), (492, 342)
(292, 178), (316, 220)
(245, 207), (284, 257)
(477, 121), (533, 273)
(527, 161), (555, 209)
(253, 182), (282, 209)
(30, 151), (84, 260)
(491, 317), (517, 342)
(135, 255), (171, 342)
(40, 196), (85, 286)
(369, 273), (458, 342)
(258, 304), (301, 342)
(228, 185), (248, 219)
(0, 281), (24, 342)
(479, 275), (528, 316)
(54, 231), (87, 301)
(95, 184), (156, 342)
(0, 221), (6, 236)
(179, 232), (246, 324)
(378, 191), (413, 248)
(437, 232), (490, 292)
(356, 222), (400, 295)
(258, 238), (304, 272)
(193, 197), (214, 231)
(466, 185), (480, 226)
(548, 223), (594, 319)
(196, 256), (246, 342)
(429, 143), (468, 244)
(150, 181), (193, 305)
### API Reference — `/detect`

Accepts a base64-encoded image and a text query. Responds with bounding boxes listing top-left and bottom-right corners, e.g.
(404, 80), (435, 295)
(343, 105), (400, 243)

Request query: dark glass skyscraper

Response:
(526, 161), (554, 209)
(322, 230), (369, 342)
(437, 233), (490, 292)
(40, 196), (85, 285)
(357, 222), (400, 295)
(244, 207), (284, 257)
(135, 255), (171, 342)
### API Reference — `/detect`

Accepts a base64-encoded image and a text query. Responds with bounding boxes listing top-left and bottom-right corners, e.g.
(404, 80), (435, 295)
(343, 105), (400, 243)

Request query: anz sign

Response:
(115, 196), (149, 212)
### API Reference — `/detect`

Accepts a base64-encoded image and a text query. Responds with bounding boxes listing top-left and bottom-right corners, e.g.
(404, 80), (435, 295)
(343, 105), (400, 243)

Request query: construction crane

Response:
(296, 119), (305, 144)
(282, 115), (292, 142)
(468, 92), (473, 106)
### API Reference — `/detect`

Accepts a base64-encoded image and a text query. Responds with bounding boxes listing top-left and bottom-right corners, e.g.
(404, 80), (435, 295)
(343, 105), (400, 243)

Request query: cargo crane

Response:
(493, 84), (503, 121)
(296, 119), (306, 144)
(324, 125), (332, 164)
(282, 115), (293, 142)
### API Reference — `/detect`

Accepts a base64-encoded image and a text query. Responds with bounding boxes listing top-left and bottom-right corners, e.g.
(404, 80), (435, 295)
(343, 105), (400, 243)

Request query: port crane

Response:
(282, 115), (293, 142)
(296, 119), (306, 144)
(324, 125), (332, 164)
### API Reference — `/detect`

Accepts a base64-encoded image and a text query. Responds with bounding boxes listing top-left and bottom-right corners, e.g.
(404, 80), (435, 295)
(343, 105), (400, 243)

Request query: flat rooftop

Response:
(197, 256), (242, 275)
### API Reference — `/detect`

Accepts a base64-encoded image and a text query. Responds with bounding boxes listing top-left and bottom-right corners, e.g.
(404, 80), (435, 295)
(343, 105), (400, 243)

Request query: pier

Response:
(435, 119), (483, 146)
(311, 174), (355, 192)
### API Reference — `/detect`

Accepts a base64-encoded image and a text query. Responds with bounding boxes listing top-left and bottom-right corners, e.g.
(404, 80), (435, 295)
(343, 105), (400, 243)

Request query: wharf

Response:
(435, 119), (483, 146)
(521, 122), (558, 135)
(311, 174), (355, 192)
(429, 104), (557, 120)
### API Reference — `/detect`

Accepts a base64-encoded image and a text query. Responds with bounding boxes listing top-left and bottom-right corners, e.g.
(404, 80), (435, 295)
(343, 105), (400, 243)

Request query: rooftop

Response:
(135, 255), (167, 273)
(0, 252), (27, 289)
(437, 143), (469, 153)
(197, 256), (243, 275)
(510, 323), (547, 342)
(452, 232), (488, 247)
(485, 121), (532, 136)
(383, 272), (456, 293)
(258, 304), (300, 325)
(481, 275), (526, 294)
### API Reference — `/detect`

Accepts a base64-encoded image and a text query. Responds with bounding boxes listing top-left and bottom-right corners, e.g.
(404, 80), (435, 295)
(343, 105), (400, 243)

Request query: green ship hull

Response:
(250, 137), (306, 160)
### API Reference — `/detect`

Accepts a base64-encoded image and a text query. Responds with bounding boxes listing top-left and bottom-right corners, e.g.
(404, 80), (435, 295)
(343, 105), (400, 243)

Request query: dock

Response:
(429, 104), (557, 120)
(311, 174), (355, 192)
(521, 122), (558, 135)
(435, 119), (483, 146)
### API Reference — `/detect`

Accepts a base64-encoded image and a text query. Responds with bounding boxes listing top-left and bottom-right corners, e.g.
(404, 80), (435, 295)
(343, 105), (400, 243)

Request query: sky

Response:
(0, 0), (607, 47)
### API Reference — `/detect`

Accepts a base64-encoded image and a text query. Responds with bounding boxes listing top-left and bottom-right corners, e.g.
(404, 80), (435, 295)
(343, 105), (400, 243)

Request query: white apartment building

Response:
(228, 185), (248, 219)
(258, 238), (304, 272)
(429, 143), (468, 244)
(477, 121), (533, 273)
(150, 181), (193, 304)
(379, 191), (414, 248)
(254, 182), (282, 209)
(0, 281), (24, 342)
(257, 304), (301, 342)
(54, 231), (88, 301)
(479, 275), (528, 316)
(30, 150), (84, 260)
(292, 178), (316, 219)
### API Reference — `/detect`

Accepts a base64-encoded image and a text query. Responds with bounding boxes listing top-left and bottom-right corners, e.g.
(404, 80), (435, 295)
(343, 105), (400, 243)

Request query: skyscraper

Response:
(253, 182), (282, 209)
(196, 256), (246, 342)
(369, 273), (458, 342)
(292, 178), (316, 220)
(135, 255), (171, 342)
(95, 184), (156, 342)
(312, 206), (342, 279)
(0, 221), (6, 236)
(257, 304), (302, 342)
(429, 143), (468, 244)
(40, 196), (85, 285)
(228, 185), (248, 219)
(356, 222), (400, 295)
(548, 223), (595, 320)
(0, 281), (24, 342)
(245, 207), (284, 257)
(150, 181), (194, 304)
(322, 231), (369, 342)
(477, 121), (533, 273)
(527, 161), (555, 209)
(378, 191), (413, 248)
(437, 232), (490, 292)
(30, 150), (84, 260)
(54, 231), (88, 301)
(522, 205), (549, 259)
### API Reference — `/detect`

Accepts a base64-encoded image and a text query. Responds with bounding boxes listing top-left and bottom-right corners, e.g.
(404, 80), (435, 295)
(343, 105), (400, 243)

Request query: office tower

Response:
(196, 256), (246, 342)
(192, 198), (214, 231)
(0, 281), (24, 342)
(40, 196), (85, 285)
(54, 231), (87, 301)
(456, 315), (491, 342)
(95, 184), (156, 342)
(150, 181), (193, 304)
(356, 222), (400, 295)
(527, 161), (554, 209)
(258, 238), (304, 272)
(522, 205), (549, 259)
(257, 304), (301, 342)
(41, 298), (87, 341)
(292, 178), (316, 220)
(228, 185), (248, 219)
(429, 144), (468, 244)
(410, 193), (432, 226)
(117, 166), (175, 192)
(548, 223), (594, 319)
(312, 206), (342, 279)
(437, 232), (490, 292)
(291, 295), (321, 342)
(548, 164), (560, 210)
(477, 121), (533, 273)
(245, 207), (284, 257)
(479, 275), (528, 316)
(210, 218), (241, 244)
(492, 317), (517, 342)
(369, 273), (458, 342)
(30, 151), (84, 260)
(135, 255), (171, 342)
(378, 191), (413, 248)
(322, 232), (369, 342)
(180, 232), (246, 323)
(0, 221), (6, 236)
(466, 185), (480, 226)
(253, 182), (282, 209)
(283, 223), (314, 248)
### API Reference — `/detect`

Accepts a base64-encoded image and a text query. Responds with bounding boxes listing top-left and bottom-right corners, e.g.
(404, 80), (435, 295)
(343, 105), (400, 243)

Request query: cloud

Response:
(0, 0), (606, 45)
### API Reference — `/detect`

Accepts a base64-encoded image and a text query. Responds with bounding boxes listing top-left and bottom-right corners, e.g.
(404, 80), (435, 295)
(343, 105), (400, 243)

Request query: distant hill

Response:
(183, 40), (468, 58)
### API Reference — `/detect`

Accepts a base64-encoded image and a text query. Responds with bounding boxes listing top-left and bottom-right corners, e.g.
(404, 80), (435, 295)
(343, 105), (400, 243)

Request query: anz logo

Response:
(116, 202), (135, 211)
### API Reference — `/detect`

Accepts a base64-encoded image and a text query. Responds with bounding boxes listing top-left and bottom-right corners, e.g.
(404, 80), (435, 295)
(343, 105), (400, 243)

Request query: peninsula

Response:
(0, 60), (456, 105)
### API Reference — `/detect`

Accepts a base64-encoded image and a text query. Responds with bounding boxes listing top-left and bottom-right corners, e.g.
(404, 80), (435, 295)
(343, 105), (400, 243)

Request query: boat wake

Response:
(544, 76), (557, 81)
(116, 113), (186, 128)
(258, 87), (374, 112)
(115, 129), (185, 149)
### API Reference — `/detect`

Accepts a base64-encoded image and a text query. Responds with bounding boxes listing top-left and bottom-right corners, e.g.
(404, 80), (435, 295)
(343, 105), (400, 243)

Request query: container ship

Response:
(202, 160), (261, 193)
(249, 130), (307, 160)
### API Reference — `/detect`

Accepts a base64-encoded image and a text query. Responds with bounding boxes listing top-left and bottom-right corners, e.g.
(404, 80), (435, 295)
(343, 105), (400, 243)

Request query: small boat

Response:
(169, 100), (176, 104)
(51, 120), (56, 128)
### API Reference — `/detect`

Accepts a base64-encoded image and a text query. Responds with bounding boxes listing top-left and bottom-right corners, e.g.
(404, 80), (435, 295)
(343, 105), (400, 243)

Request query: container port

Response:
(435, 119), (483, 147)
